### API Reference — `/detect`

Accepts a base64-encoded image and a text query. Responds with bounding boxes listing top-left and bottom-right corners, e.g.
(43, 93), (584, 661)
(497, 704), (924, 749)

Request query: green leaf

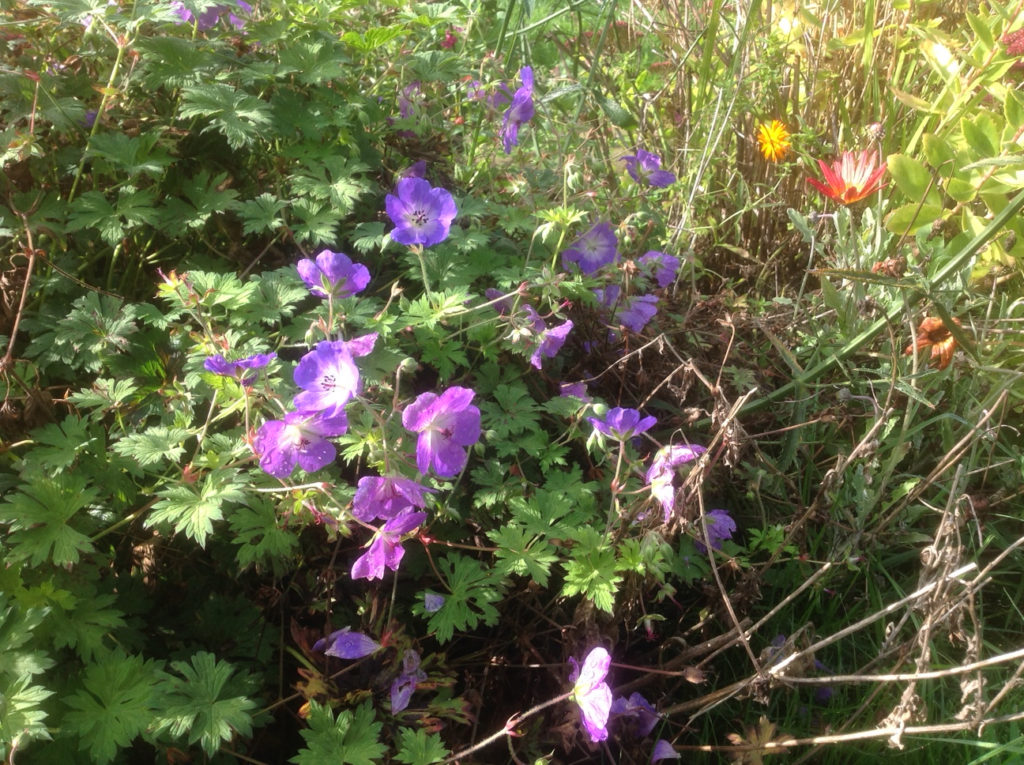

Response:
(0, 676), (53, 758)
(0, 473), (97, 566)
(27, 416), (96, 473)
(238, 192), (288, 235)
(487, 524), (558, 587)
(112, 426), (191, 468)
(292, 701), (385, 765)
(394, 727), (448, 765)
(147, 468), (246, 547)
(49, 589), (126, 662)
(887, 153), (941, 207)
(561, 527), (621, 613)
(961, 113), (1000, 158)
(179, 81), (273, 149)
(229, 497), (300, 572)
(427, 554), (503, 644)
(884, 203), (944, 236)
(86, 131), (172, 179)
(63, 649), (162, 765)
(154, 651), (257, 756)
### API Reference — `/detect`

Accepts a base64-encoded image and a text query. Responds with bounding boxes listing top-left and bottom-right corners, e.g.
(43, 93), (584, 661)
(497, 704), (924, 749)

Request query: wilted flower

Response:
(204, 351), (275, 386)
(589, 407), (657, 441)
(292, 339), (370, 416)
(390, 649), (427, 713)
(351, 509), (427, 580)
(500, 66), (534, 154)
(297, 250), (370, 300)
(402, 387), (481, 478)
(904, 316), (961, 370)
(562, 222), (618, 275)
(637, 251), (681, 289)
(695, 508), (737, 552)
(646, 443), (707, 522)
(756, 120), (791, 162)
(621, 149), (675, 188)
(397, 82), (420, 120)
(611, 692), (660, 737)
(352, 475), (435, 523)
(808, 148), (886, 204)
(254, 410), (348, 478)
(569, 647), (613, 742)
(386, 178), (457, 247)
(651, 739), (681, 761)
(313, 627), (379, 659)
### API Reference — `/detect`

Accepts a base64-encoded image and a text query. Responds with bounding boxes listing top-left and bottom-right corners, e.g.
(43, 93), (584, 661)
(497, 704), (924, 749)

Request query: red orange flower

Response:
(905, 316), (961, 370)
(808, 148), (886, 204)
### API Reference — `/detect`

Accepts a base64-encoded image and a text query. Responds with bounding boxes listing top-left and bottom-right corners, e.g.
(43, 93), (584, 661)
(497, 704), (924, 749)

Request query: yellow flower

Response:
(757, 120), (791, 162)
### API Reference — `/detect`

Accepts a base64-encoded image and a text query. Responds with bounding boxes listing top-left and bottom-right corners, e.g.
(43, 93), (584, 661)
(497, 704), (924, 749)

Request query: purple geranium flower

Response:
(313, 627), (379, 659)
(398, 82), (420, 120)
(402, 386), (481, 478)
(386, 178), (457, 247)
(204, 351), (275, 386)
(516, 305), (573, 369)
(622, 149), (676, 188)
(645, 443), (707, 522)
(589, 407), (657, 441)
(423, 592), (445, 612)
(560, 381), (591, 401)
(352, 475), (435, 523)
(569, 647), (613, 743)
(651, 739), (681, 762)
(617, 294), (659, 333)
(351, 509), (426, 580)
(611, 692), (660, 737)
(170, 0), (250, 30)
(695, 508), (736, 553)
(297, 250), (370, 300)
(292, 335), (377, 416)
(561, 222), (618, 275)
(390, 649), (427, 713)
(253, 410), (348, 478)
(594, 286), (659, 333)
(501, 66), (534, 153)
(638, 251), (681, 289)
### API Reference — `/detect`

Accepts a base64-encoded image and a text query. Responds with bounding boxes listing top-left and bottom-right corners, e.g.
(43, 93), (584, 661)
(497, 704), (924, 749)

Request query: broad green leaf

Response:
(0, 474), (97, 566)
(292, 701), (385, 765)
(64, 649), (162, 765)
(887, 153), (941, 207)
(884, 203), (944, 235)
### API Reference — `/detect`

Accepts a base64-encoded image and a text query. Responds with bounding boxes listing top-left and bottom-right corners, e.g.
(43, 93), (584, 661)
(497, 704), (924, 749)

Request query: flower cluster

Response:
(170, 0), (251, 30)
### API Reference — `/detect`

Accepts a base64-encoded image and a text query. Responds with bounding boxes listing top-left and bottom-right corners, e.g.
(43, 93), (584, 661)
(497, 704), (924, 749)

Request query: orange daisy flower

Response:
(756, 120), (791, 162)
(808, 148), (886, 204)
(904, 316), (961, 370)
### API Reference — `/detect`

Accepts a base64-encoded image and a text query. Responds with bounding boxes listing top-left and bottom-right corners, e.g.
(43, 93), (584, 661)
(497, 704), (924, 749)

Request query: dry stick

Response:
(695, 561), (834, 669)
(872, 391), (1009, 533)
(777, 646), (1024, 685)
(672, 707), (1024, 754)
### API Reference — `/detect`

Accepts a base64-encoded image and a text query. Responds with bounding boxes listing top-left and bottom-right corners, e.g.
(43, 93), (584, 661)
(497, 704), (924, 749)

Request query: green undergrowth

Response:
(2, 0), (1024, 762)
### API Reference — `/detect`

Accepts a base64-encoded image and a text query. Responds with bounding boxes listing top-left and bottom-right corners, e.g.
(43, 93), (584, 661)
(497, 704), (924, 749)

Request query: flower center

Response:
(408, 207), (428, 228)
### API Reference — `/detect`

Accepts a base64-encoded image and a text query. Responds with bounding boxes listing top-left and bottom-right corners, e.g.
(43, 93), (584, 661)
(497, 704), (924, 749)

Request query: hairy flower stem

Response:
(442, 691), (573, 763)
(412, 245), (433, 302)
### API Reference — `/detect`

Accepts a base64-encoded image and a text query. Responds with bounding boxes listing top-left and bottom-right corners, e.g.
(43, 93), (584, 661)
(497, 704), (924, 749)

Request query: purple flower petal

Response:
(402, 387), (481, 478)
(253, 410), (347, 478)
(297, 250), (370, 300)
(353, 475), (434, 523)
(695, 508), (737, 552)
(622, 149), (676, 188)
(561, 222), (618, 275)
(386, 178), (457, 247)
(500, 66), (534, 153)
(589, 407), (657, 441)
(313, 627), (379, 659)
(572, 647), (612, 742)
(645, 443), (707, 522)
(637, 251), (681, 289)
(292, 340), (361, 416)
(651, 739), (680, 761)
(424, 592), (445, 612)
